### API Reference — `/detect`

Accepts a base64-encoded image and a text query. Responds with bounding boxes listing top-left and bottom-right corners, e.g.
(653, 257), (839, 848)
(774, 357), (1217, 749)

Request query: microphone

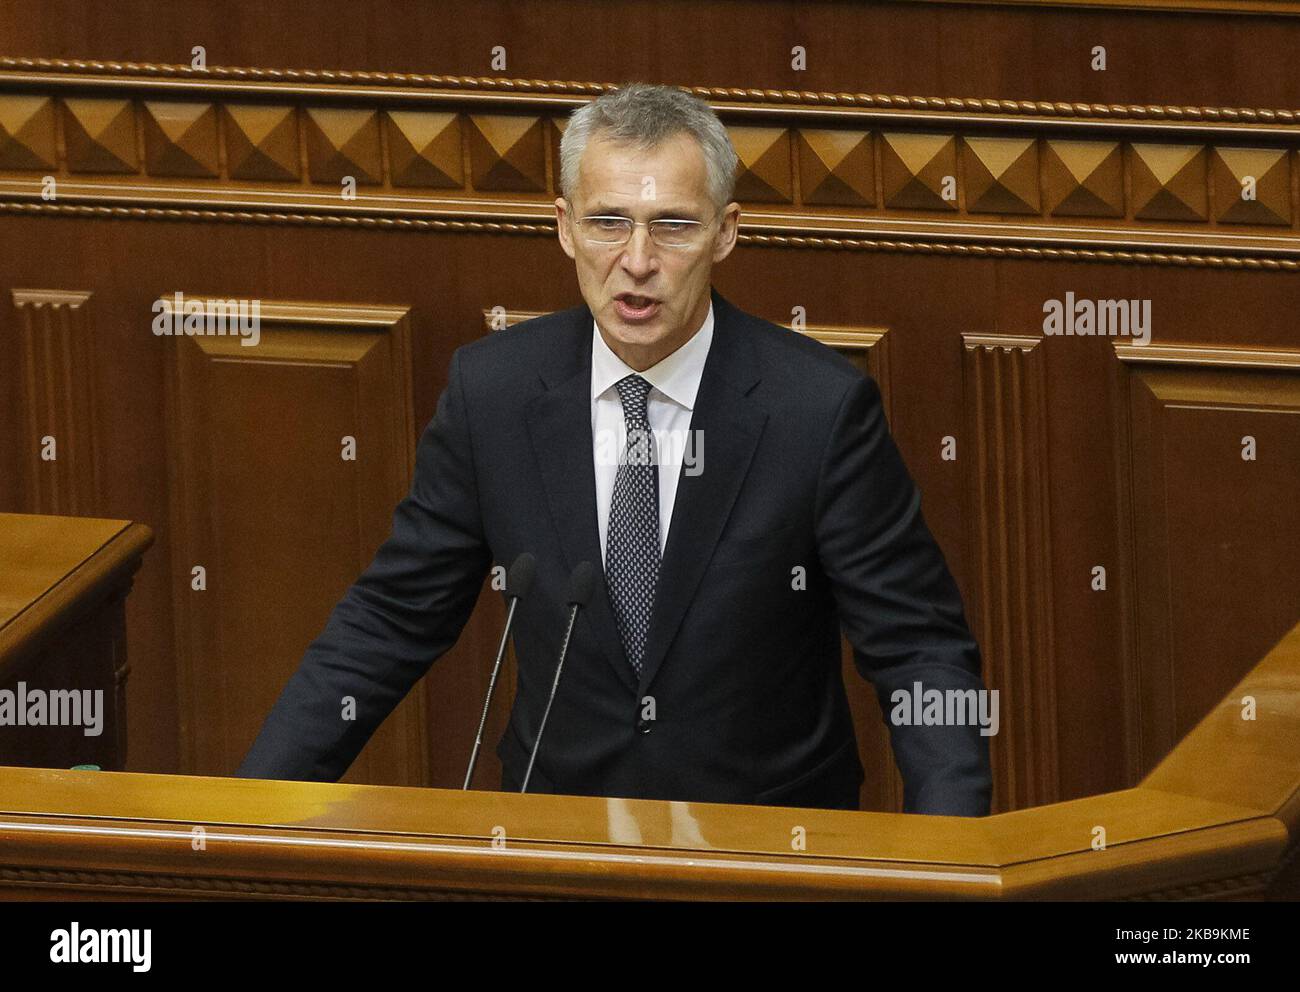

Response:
(521, 560), (596, 794)
(462, 552), (536, 790)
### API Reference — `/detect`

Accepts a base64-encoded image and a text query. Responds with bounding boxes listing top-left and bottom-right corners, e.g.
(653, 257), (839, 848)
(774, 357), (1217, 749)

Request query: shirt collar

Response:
(591, 301), (714, 411)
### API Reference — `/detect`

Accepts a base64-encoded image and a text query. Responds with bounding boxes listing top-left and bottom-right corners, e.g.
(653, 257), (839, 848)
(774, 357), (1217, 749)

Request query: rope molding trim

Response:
(1123, 869), (1276, 901)
(0, 865), (549, 901)
(1, 55), (1298, 124)
(4, 199), (1299, 270)
(0, 861), (1277, 901)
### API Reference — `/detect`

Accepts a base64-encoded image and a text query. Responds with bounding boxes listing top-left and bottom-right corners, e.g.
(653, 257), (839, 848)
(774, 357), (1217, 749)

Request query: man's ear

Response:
(555, 196), (576, 260)
(712, 201), (741, 264)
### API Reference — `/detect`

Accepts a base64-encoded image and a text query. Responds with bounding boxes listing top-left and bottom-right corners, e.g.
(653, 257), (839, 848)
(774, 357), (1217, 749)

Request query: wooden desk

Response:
(0, 513), (153, 771)
(1, 618), (1297, 900)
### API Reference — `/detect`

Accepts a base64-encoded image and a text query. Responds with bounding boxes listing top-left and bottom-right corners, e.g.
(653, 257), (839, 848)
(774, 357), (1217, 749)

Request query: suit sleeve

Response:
(813, 373), (992, 816)
(235, 348), (492, 781)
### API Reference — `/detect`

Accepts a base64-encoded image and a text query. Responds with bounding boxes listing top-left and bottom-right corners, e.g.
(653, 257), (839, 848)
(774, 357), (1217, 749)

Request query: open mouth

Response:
(614, 294), (660, 321)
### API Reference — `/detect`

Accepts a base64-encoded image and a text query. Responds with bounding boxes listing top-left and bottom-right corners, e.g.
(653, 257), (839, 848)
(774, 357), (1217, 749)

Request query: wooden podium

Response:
(1, 619), (1298, 900)
(0, 513), (153, 771)
(1, 512), (1296, 900)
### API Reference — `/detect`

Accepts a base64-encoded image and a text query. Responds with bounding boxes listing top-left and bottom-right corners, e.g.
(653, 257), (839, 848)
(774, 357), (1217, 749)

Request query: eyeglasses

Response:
(576, 214), (714, 249)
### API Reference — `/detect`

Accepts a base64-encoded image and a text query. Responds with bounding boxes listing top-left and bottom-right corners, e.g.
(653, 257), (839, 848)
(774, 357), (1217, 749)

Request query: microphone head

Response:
(506, 552), (536, 600)
(566, 561), (597, 606)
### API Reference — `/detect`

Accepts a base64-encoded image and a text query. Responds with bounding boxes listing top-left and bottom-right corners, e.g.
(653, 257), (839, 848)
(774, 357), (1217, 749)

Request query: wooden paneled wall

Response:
(1, 0), (1297, 813)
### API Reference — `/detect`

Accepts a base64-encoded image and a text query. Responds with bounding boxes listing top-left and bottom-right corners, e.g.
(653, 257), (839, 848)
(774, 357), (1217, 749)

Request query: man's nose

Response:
(618, 226), (657, 276)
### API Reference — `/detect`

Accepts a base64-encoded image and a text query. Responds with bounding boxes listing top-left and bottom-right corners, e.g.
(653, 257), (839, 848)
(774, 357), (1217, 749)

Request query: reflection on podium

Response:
(1, 619), (1299, 900)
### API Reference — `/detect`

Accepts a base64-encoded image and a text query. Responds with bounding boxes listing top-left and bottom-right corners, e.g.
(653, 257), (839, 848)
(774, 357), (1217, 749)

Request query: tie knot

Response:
(614, 374), (652, 422)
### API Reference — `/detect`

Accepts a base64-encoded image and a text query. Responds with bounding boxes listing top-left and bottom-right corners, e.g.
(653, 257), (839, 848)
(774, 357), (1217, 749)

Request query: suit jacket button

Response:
(636, 718), (652, 734)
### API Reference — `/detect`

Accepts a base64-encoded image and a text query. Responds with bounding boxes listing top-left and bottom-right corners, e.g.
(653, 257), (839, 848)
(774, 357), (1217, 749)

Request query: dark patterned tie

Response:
(605, 374), (660, 677)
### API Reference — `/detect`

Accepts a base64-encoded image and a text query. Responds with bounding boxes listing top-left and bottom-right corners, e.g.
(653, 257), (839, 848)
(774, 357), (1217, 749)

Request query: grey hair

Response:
(559, 82), (738, 211)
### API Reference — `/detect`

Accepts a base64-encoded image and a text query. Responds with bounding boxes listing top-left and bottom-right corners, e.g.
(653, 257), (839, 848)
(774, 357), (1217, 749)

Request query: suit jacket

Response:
(236, 287), (993, 815)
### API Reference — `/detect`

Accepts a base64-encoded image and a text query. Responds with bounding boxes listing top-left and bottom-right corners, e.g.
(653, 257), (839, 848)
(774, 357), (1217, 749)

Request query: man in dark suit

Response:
(237, 83), (992, 815)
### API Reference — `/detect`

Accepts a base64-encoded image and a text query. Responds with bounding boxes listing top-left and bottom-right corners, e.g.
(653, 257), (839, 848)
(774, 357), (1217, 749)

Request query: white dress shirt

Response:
(592, 303), (714, 567)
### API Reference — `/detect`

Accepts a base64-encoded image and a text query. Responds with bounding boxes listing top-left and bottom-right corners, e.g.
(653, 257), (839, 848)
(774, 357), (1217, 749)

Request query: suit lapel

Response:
(525, 289), (768, 699)
(525, 306), (637, 692)
(636, 289), (767, 697)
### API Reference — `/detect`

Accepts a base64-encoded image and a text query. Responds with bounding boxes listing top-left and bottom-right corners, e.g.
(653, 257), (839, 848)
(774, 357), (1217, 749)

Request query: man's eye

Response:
(594, 218), (627, 230)
(655, 221), (690, 234)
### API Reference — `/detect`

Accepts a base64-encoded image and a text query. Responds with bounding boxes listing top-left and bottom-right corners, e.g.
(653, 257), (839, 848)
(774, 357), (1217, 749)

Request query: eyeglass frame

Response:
(564, 200), (720, 250)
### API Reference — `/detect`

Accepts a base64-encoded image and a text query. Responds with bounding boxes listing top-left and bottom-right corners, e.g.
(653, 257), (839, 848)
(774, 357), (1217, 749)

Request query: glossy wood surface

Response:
(0, 514), (130, 630)
(0, 618), (1296, 900)
(0, 513), (153, 771)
